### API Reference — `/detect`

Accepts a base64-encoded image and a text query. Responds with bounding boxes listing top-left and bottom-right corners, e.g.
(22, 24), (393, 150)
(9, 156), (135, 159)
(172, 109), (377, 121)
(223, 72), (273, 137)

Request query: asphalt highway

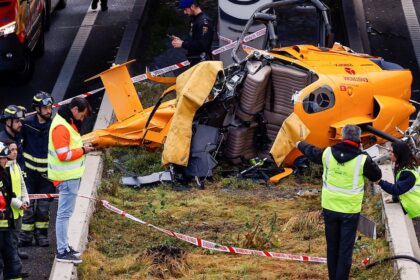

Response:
(0, 0), (141, 278)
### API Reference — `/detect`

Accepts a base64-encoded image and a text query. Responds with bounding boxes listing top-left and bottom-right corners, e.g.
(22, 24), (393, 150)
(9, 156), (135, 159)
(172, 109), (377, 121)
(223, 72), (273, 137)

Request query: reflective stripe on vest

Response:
(23, 152), (48, 172)
(48, 114), (85, 181)
(8, 163), (23, 219)
(25, 161), (48, 173)
(35, 221), (49, 229)
(0, 219), (8, 228)
(23, 152), (48, 164)
(398, 168), (420, 219)
(321, 147), (367, 213)
(22, 223), (35, 231)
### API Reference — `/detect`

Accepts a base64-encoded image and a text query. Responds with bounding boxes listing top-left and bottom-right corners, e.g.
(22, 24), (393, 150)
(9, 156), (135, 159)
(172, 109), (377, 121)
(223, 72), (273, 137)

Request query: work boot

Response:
(18, 249), (29, 260)
(37, 237), (50, 247)
(101, 4), (108, 11)
(18, 239), (33, 247)
(35, 229), (50, 247)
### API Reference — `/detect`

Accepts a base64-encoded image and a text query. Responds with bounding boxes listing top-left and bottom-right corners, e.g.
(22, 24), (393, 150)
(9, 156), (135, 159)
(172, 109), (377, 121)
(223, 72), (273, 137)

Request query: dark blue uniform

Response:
(182, 11), (214, 66)
(20, 115), (54, 246)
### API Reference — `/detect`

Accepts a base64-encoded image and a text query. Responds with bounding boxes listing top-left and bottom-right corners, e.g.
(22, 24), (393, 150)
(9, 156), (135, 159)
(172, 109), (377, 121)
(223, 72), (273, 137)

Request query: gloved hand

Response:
(11, 198), (23, 209)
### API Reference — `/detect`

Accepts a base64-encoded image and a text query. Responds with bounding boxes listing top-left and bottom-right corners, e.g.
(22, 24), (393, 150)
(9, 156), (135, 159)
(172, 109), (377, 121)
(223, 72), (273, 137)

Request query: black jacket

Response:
(378, 170), (416, 197)
(297, 141), (382, 182)
(182, 11), (214, 63)
(0, 166), (16, 230)
(0, 129), (24, 171)
(22, 114), (52, 172)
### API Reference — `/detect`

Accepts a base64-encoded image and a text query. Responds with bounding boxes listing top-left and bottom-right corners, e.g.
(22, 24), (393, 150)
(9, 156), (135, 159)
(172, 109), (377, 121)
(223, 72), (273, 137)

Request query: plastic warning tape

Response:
(28, 193), (59, 199)
(212, 41), (239, 55)
(100, 199), (327, 263)
(243, 28), (267, 43)
(219, 34), (233, 44)
(212, 28), (267, 55)
(131, 60), (190, 83)
(27, 193), (326, 263)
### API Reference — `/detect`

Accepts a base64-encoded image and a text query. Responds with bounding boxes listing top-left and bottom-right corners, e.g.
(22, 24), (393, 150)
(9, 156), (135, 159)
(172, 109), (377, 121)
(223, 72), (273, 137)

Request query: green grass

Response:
(79, 145), (395, 279)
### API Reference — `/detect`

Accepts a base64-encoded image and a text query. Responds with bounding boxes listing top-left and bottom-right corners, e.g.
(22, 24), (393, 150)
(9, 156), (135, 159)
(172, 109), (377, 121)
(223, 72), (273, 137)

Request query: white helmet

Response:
(0, 142), (9, 158)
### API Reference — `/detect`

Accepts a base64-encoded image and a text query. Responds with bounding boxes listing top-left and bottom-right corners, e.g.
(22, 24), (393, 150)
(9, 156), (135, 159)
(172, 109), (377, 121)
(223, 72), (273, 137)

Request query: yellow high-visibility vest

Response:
(8, 163), (23, 219)
(398, 168), (420, 219)
(321, 147), (367, 213)
(48, 114), (85, 181)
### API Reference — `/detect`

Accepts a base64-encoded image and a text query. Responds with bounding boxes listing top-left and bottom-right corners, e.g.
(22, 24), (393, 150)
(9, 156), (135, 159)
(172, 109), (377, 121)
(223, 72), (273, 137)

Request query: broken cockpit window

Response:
(302, 85), (335, 114)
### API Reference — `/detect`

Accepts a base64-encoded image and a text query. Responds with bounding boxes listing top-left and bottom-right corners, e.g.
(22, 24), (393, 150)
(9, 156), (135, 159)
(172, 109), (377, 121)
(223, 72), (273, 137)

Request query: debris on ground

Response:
(144, 245), (189, 279)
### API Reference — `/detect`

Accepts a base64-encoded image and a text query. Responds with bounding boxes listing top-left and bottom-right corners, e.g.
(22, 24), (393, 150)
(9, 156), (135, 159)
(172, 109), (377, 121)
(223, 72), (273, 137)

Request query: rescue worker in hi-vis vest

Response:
(296, 125), (381, 280)
(171, 0), (214, 66)
(376, 141), (420, 246)
(48, 97), (94, 264)
(5, 140), (30, 278)
(19, 91), (55, 248)
(0, 105), (29, 260)
(0, 141), (23, 280)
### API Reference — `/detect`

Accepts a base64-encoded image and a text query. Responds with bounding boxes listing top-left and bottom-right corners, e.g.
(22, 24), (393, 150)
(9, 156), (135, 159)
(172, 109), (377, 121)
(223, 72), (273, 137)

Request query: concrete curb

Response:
(49, 0), (150, 278)
(378, 163), (420, 279)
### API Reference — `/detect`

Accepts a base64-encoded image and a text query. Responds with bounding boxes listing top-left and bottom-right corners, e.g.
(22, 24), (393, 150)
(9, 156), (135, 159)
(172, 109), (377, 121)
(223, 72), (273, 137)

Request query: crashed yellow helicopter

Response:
(82, 0), (415, 184)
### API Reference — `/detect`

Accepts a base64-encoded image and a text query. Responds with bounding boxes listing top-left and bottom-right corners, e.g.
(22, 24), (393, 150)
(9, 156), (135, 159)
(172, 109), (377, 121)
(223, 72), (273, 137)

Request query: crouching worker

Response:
(296, 124), (381, 280)
(0, 141), (22, 279)
(376, 141), (420, 246)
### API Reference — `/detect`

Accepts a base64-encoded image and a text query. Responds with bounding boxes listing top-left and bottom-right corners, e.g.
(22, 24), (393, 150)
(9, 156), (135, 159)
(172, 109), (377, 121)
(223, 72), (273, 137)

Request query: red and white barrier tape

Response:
(243, 28), (267, 43)
(213, 28), (266, 55)
(131, 60), (190, 83)
(219, 34), (233, 44)
(28, 193), (59, 200)
(102, 199), (326, 263)
(28, 192), (326, 263)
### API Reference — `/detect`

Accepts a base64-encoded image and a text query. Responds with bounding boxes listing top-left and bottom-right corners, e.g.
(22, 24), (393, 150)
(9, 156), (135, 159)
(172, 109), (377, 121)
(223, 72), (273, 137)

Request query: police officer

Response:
(0, 105), (26, 170)
(296, 125), (381, 280)
(172, 0), (214, 66)
(19, 91), (55, 247)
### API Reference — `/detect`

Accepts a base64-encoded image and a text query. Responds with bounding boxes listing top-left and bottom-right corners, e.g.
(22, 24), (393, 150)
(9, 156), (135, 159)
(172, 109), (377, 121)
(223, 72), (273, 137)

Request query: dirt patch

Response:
(144, 245), (189, 279)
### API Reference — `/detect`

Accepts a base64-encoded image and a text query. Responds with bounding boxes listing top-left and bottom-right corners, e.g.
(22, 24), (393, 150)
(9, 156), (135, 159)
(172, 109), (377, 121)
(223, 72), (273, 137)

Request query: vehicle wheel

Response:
(14, 48), (34, 84)
(34, 14), (45, 57)
(57, 0), (66, 10)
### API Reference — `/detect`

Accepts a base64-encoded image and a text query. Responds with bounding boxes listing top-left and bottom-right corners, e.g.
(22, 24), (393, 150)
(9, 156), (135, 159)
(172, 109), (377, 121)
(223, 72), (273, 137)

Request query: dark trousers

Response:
(21, 169), (55, 241)
(0, 230), (22, 279)
(323, 208), (360, 280)
(92, 0), (107, 8)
